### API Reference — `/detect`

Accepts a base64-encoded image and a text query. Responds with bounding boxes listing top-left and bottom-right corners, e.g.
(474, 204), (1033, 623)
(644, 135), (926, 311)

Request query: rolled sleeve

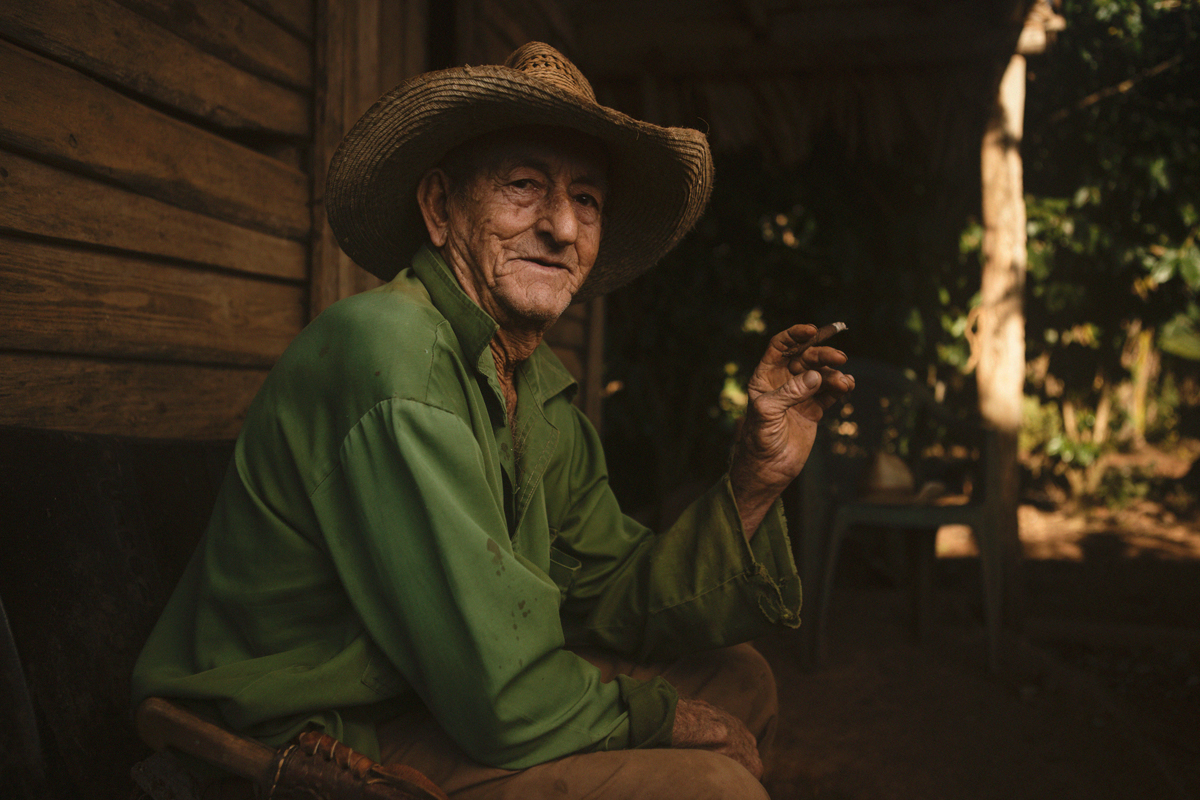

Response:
(551, 406), (803, 663)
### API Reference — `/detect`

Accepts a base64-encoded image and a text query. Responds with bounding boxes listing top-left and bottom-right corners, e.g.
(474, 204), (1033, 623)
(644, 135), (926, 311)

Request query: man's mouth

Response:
(522, 256), (569, 271)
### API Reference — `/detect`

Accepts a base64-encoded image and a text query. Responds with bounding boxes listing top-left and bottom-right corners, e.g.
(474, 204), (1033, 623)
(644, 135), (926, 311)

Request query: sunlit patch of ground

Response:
(937, 441), (1200, 561)
(1019, 500), (1200, 560)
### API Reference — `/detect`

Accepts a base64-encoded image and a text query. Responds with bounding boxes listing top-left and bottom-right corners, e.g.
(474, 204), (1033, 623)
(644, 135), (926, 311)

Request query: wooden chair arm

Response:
(135, 697), (276, 786)
(135, 697), (451, 800)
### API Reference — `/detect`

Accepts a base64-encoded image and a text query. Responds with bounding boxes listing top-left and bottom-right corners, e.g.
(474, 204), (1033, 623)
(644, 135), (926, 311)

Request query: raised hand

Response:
(729, 323), (854, 537)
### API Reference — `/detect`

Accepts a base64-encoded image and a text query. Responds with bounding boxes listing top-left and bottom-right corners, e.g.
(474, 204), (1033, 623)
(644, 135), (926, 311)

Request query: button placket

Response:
(496, 427), (518, 534)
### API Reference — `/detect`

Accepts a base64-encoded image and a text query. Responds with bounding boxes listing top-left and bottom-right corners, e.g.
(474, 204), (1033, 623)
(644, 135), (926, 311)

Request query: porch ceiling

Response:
(573, 0), (1031, 79)
(568, 0), (1036, 165)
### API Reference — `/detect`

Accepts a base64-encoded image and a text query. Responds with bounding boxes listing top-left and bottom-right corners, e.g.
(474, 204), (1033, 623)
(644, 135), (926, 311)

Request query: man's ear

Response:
(416, 168), (452, 248)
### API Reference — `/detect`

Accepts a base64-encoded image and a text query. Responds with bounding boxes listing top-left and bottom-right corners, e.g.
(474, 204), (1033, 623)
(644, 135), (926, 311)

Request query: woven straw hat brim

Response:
(325, 64), (714, 302)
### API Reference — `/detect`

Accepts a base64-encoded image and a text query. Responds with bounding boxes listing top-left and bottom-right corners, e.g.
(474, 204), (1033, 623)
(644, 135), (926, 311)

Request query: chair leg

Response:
(975, 523), (1004, 673)
(816, 517), (849, 662)
(908, 528), (937, 644)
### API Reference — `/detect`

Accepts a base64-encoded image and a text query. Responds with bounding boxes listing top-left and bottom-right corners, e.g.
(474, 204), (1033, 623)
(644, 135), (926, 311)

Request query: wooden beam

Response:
(574, 5), (1022, 77)
(0, 0), (309, 136)
(311, 0), (361, 317)
(242, 0), (315, 42)
(0, 150), (307, 281)
(551, 347), (583, 384)
(0, 352), (267, 439)
(526, 0), (576, 49)
(547, 311), (586, 350)
(480, 2), (530, 57)
(583, 296), (606, 430)
(114, 0), (313, 90)
(0, 236), (304, 367)
(580, 31), (1019, 77)
(0, 40), (310, 240)
(378, 0), (428, 91)
(311, 0), (427, 318)
(543, 298), (605, 428)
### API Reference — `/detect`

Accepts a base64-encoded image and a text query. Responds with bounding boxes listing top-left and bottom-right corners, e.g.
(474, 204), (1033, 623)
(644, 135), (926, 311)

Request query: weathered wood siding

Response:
(0, 0), (316, 439)
(310, 0), (429, 316)
(0, 0), (606, 440)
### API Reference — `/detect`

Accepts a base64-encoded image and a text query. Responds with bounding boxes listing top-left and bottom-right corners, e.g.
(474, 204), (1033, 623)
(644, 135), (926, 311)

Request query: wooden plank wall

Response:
(0, 0), (436, 440)
(454, 0), (606, 425)
(310, 0), (429, 316)
(0, 0), (605, 438)
(0, 0), (316, 439)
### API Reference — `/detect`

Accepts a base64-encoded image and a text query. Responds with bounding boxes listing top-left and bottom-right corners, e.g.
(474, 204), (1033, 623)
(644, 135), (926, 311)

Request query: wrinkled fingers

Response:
(820, 367), (855, 393)
(777, 321), (846, 356)
(784, 367), (854, 410)
(814, 367), (855, 400)
(787, 345), (848, 373)
(763, 324), (820, 366)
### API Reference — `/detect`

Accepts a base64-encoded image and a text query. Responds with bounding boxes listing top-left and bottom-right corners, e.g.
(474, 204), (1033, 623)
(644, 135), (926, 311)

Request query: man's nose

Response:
(536, 187), (578, 246)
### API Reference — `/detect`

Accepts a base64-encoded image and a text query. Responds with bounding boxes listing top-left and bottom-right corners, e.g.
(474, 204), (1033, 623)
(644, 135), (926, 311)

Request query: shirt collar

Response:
(409, 246), (578, 407)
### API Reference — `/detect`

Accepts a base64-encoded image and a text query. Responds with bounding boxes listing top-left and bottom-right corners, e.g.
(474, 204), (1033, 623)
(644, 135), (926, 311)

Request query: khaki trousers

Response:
(377, 643), (777, 800)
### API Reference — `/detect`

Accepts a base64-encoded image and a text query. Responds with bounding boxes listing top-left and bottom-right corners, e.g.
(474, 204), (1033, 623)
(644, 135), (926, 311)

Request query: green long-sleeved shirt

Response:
(132, 246), (802, 769)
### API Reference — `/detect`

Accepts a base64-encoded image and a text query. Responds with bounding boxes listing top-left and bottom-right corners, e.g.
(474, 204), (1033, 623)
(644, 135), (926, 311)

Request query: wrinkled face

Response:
(426, 127), (608, 331)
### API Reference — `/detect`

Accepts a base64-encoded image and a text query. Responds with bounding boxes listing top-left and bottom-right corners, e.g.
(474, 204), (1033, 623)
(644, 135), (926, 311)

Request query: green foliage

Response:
(1094, 462), (1155, 508)
(1160, 304), (1200, 359)
(1020, 396), (1065, 462)
(1015, 0), (1200, 501)
(1024, 0), (1200, 351)
(601, 0), (1200, 512)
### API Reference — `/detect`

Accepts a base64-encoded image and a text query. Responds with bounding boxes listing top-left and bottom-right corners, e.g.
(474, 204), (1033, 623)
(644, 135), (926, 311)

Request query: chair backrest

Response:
(0, 427), (232, 800)
(817, 359), (984, 500)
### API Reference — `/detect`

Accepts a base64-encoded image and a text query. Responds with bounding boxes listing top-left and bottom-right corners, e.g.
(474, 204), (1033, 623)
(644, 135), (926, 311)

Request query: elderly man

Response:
(133, 43), (852, 799)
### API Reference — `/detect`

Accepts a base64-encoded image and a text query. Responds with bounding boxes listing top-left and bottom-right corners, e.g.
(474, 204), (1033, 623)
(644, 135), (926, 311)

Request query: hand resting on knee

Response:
(671, 697), (763, 779)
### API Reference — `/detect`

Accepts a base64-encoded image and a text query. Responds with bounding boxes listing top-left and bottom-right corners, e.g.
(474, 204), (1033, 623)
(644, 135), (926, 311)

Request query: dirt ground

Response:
(755, 488), (1200, 800)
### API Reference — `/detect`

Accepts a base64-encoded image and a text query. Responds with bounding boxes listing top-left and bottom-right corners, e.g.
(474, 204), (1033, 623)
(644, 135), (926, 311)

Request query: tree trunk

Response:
(978, 53), (1028, 633)
(1130, 324), (1157, 446)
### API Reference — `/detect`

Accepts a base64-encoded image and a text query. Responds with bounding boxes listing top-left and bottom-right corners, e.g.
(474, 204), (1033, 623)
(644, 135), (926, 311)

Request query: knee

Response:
(688, 752), (771, 800)
(717, 643), (778, 713)
(640, 750), (768, 800)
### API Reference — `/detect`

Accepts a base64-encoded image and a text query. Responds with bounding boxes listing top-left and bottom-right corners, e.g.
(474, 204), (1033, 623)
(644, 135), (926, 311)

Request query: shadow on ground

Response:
(757, 511), (1200, 800)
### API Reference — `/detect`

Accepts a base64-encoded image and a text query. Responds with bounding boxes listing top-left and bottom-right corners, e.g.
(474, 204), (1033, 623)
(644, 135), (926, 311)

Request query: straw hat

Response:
(325, 42), (714, 302)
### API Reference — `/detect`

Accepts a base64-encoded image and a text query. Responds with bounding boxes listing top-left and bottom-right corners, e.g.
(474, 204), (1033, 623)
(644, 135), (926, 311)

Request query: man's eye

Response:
(510, 179), (536, 190)
(576, 193), (600, 208)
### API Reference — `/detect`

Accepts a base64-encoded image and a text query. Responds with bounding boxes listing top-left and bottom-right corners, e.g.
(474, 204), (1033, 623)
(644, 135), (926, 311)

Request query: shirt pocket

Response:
(547, 545), (582, 603)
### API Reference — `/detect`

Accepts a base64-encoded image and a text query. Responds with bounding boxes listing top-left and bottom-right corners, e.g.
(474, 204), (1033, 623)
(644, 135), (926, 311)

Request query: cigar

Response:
(812, 321), (847, 345)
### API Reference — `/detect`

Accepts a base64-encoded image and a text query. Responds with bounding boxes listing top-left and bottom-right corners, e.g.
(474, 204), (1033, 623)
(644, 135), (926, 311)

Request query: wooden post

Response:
(583, 295), (607, 427)
(311, 0), (428, 318)
(978, 53), (1027, 633)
